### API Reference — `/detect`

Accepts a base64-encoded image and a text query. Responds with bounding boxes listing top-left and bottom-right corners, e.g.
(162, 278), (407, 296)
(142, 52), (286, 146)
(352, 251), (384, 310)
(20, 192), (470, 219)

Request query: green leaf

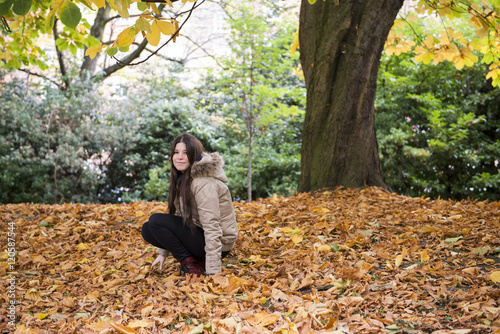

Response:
(68, 43), (77, 54)
(0, 0), (15, 16)
(471, 246), (490, 255)
(59, 0), (81, 29)
(445, 236), (463, 243)
(307, 0), (316, 4)
(385, 324), (400, 334)
(118, 45), (129, 52)
(56, 40), (69, 51)
(106, 47), (118, 57)
(137, 1), (147, 11)
(45, 12), (55, 32)
(135, 16), (151, 32)
(12, 0), (31, 15)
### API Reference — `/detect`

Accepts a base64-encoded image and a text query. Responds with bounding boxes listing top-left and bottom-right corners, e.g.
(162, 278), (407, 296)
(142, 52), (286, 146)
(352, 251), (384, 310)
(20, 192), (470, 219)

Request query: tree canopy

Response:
(385, 0), (500, 86)
(3, 0), (500, 86)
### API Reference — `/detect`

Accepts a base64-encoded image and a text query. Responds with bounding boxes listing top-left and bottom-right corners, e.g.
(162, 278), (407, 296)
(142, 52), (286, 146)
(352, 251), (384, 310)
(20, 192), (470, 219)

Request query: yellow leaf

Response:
(316, 244), (331, 252)
(248, 255), (262, 263)
(157, 19), (176, 35)
(395, 255), (404, 268)
(314, 207), (330, 213)
(37, 313), (49, 320)
(291, 234), (303, 245)
(393, 18), (404, 28)
(0, 52), (13, 61)
(418, 225), (438, 233)
(135, 211), (145, 217)
(78, 243), (89, 250)
(115, 0), (130, 18)
(92, 0), (106, 8)
(147, 20), (161, 46)
(421, 250), (430, 262)
(282, 227), (294, 233)
(414, 49), (434, 65)
(291, 26), (299, 55)
(85, 42), (103, 59)
(490, 271), (500, 283)
(150, 2), (160, 14)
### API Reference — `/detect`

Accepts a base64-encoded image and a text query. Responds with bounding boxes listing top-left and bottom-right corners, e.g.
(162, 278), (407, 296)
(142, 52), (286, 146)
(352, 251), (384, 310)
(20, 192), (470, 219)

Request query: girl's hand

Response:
(151, 254), (166, 270)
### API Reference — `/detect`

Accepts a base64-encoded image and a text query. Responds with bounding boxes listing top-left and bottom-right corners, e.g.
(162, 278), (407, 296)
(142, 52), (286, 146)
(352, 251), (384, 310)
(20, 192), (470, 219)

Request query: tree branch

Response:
(53, 18), (70, 90)
(132, 42), (186, 64)
(115, 0), (202, 67)
(180, 34), (228, 70)
(97, 38), (150, 80)
(18, 69), (64, 90)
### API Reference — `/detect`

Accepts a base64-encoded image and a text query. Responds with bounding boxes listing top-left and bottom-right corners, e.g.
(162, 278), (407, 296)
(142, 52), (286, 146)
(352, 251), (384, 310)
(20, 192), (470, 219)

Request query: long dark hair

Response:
(168, 133), (204, 229)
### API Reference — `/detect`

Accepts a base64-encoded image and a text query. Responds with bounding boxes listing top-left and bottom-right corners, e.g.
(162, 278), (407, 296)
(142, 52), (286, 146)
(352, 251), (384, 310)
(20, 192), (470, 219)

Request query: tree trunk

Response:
(80, 6), (111, 79)
(247, 133), (252, 202)
(298, 0), (403, 192)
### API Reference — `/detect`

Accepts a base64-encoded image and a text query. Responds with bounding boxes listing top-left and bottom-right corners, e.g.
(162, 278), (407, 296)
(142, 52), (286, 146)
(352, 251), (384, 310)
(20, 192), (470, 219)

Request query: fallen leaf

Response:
(490, 271), (500, 283)
(247, 311), (281, 327)
(110, 322), (137, 334)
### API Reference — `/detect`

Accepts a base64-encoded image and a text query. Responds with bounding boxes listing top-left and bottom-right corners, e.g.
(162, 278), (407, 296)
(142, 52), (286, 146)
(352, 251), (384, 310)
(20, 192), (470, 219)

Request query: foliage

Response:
(2, 187), (499, 333)
(216, 121), (303, 201)
(0, 73), (128, 204)
(376, 50), (500, 201)
(0, 0), (189, 70)
(386, 0), (500, 87)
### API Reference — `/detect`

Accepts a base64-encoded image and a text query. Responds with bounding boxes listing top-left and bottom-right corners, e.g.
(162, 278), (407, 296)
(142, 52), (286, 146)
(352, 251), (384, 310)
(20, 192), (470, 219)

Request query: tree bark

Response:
(53, 19), (70, 90)
(80, 6), (112, 80)
(298, 0), (403, 192)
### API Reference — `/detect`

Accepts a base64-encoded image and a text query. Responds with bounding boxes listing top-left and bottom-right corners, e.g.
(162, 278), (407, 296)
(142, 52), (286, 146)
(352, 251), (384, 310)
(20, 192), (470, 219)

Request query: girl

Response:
(141, 133), (238, 276)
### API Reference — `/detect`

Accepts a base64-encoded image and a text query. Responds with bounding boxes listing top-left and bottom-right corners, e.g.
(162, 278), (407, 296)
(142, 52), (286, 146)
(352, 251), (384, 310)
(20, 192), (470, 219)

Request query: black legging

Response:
(141, 213), (229, 262)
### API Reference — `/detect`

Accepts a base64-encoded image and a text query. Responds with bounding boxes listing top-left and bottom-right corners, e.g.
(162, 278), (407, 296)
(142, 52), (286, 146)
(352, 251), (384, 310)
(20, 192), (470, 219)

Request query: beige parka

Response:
(169, 152), (238, 274)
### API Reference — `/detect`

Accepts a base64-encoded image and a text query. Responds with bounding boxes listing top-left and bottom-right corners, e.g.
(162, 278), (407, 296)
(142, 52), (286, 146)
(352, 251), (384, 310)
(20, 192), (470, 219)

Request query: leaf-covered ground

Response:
(1, 187), (499, 334)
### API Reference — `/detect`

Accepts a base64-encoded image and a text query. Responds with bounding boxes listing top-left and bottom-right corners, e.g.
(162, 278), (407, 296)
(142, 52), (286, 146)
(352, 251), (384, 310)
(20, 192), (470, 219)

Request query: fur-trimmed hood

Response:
(190, 152), (228, 183)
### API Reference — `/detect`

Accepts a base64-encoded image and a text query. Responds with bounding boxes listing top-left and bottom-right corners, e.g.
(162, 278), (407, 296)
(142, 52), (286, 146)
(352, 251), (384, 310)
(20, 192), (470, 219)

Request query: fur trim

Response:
(191, 152), (225, 179)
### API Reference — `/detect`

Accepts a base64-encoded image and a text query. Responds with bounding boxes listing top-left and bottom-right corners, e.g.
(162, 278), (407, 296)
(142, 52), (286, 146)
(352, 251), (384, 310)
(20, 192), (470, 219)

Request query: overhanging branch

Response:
(112, 0), (203, 67)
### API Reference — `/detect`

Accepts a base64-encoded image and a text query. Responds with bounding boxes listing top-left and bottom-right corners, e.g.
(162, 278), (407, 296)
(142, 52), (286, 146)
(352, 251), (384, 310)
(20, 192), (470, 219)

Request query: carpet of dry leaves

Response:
(1, 187), (499, 334)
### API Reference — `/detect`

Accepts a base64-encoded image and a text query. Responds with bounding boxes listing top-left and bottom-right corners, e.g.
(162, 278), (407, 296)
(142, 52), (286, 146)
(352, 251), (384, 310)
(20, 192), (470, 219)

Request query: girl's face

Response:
(172, 142), (190, 172)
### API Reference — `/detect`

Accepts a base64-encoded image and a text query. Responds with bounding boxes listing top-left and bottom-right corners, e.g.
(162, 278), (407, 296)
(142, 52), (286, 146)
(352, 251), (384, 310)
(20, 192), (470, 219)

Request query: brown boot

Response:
(180, 256), (205, 276)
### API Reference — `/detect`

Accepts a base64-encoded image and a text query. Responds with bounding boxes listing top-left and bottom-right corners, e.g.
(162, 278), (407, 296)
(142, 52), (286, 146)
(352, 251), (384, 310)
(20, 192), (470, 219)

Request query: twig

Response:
(113, 0), (203, 67)
(181, 34), (228, 70)
(18, 69), (64, 90)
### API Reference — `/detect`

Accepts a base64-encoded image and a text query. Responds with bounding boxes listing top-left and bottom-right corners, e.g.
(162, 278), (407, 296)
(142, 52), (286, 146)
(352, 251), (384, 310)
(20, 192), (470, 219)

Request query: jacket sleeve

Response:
(192, 180), (223, 274)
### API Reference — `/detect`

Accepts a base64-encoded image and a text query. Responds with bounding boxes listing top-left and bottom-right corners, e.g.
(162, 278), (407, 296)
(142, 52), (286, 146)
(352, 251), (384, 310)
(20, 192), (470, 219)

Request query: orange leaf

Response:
(110, 322), (137, 334)
(247, 311), (281, 327)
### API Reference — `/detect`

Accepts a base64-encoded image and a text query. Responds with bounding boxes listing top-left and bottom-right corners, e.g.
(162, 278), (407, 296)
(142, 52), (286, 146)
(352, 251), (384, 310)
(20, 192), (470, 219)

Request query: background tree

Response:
(376, 52), (500, 201)
(194, 0), (305, 201)
(297, 0), (402, 192)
